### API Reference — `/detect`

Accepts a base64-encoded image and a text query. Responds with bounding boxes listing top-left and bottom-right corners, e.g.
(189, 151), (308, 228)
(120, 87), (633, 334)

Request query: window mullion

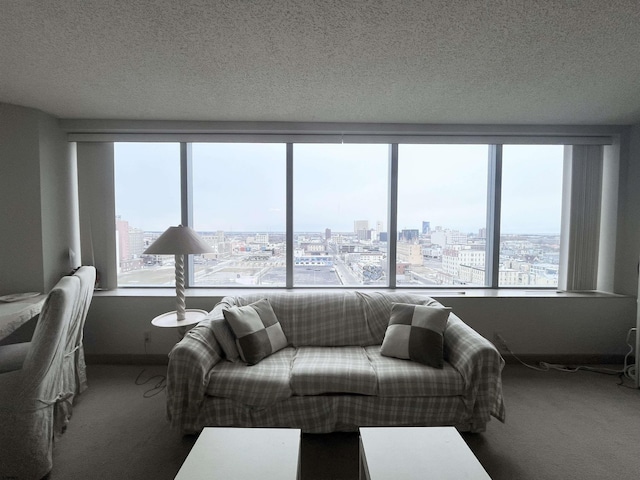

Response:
(181, 142), (195, 287)
(486, 145), (502, 288)
(286, 143), (294, 288)
(388, 144), (398, 287)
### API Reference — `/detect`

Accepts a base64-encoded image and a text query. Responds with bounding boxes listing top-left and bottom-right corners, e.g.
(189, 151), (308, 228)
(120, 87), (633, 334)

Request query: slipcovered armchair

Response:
(0, 266), (95, 431)
(0, 275), (80, 480)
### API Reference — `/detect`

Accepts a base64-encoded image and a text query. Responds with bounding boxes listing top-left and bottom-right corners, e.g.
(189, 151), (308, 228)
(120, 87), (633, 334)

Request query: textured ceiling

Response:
(1, 0), (640, 124)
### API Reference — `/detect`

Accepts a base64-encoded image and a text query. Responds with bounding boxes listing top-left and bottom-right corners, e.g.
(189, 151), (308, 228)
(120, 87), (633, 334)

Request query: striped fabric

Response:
(166, 291), (505, 435)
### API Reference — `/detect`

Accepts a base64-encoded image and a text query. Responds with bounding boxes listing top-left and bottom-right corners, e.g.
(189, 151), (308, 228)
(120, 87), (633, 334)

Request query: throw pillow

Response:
(210, 317), (241, 362)
(380, 303), (451, 368)
(222, 298), (288, 365)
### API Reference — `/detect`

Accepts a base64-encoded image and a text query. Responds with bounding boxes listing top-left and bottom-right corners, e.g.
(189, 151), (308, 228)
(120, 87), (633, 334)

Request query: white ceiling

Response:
(2, 0), (640, 125)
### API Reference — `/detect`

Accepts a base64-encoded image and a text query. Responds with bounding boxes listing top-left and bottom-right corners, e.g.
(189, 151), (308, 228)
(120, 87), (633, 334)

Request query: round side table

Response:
(151, 309), (208, 338)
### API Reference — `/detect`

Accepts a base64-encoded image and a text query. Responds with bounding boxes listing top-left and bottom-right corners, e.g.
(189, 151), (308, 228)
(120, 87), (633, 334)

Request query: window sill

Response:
(93, 287), (629, 299)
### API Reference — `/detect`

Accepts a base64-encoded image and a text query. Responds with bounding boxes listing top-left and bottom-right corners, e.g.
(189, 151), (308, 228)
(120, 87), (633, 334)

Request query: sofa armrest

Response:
(166, 315), (224, 433)
(444, 314), (505, 427)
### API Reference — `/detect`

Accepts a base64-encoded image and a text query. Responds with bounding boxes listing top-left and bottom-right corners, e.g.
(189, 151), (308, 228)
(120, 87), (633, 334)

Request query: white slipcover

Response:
(0, 275), (81, 480)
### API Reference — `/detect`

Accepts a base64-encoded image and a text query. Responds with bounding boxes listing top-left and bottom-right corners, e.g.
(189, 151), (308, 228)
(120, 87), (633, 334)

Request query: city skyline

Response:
(115, 214), (561, 289)
(114, 216), (559, 240)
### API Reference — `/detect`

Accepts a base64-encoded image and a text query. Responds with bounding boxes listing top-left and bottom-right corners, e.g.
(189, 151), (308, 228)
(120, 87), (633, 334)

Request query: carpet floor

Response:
(49, 364), (640, 479)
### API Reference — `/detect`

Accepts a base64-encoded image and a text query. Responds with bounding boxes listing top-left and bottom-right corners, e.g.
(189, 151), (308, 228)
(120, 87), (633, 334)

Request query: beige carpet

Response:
(49, 364), (640, 479)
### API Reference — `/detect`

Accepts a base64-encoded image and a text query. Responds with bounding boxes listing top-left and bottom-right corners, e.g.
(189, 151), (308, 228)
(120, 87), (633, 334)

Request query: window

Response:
(105, 137), (603, 291)
(397, 145), (489, 286)
(114, 143), (180, 286)
(499, 145), (563, 287)
(191, 143), (286, 287)
(293, 144), (389, 286)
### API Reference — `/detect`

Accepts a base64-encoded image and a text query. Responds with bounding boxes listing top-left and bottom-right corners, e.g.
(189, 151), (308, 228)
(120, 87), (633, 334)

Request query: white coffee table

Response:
(359, 427), (491, 480)
(175, 427), (301, 480)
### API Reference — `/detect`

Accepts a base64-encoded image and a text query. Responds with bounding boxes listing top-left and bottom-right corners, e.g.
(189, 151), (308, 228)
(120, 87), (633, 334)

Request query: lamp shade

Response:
(143, 225), (213, 255)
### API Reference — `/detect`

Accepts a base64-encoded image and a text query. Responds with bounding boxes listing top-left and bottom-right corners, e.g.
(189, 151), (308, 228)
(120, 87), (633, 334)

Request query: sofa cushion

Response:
(380, 303), (450, 368)
(206, 347), (295, 407)
(291, 346), (377, 396)
(365, 346), (465, 397)
(223, 298), (288, 365)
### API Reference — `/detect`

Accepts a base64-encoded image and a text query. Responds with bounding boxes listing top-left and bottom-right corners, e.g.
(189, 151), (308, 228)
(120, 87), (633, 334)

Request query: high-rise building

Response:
(354, 219), (369, 233)
(355, 220), (370, 243)
(422, 221), (431, 235)
(128, 227), (145, 257)
(399, 229), (419, 243)
(325, 228), (331, 240)
(357, 229), (372, 241)
(115, 216), (130, 265)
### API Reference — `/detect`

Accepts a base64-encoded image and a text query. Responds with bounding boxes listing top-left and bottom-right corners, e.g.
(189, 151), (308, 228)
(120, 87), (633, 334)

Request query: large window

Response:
(109, 139), (600, 290)
(114, 143), (180, 286)
(397, 145), (488, 286)
(293, 144), (389, 286)
(192, 143), (286, 287)
(499, 145), (563, 287)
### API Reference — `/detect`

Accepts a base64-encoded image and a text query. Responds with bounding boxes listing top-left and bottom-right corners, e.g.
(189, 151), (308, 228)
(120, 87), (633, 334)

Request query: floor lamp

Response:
(144, 225), (213, 329)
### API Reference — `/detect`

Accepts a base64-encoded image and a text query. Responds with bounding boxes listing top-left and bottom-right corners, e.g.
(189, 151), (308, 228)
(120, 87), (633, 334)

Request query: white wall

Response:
(0, 103), (79, 294)
(82, 292), (636, 362)
(615, 125), (640, 295)
(39, 112), (82, 289)
(0, 103), (43, 294)
(443, 295), (636, 360)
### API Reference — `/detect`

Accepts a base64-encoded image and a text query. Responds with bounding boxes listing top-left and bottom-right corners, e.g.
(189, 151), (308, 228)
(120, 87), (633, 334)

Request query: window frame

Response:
(75, 127), (617, 292)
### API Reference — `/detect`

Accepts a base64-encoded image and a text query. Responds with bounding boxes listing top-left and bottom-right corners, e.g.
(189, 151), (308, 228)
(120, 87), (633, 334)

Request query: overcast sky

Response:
(115, 142), (563, 235)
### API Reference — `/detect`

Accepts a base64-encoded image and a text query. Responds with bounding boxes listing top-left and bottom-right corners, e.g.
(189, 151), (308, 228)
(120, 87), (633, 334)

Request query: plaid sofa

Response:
(166, 291), (505, 434)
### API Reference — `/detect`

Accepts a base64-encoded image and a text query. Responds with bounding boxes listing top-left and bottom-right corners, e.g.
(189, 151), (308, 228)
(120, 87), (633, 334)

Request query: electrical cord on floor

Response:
(134, 338), (167, 398)
(494, 328), (637, 388)
(135, 369), (167, 398)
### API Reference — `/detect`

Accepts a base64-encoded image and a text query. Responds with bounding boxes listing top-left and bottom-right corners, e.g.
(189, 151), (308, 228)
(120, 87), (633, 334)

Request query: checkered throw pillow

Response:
(223, 298), (289, 365)
(210, 317), (241, 362)
(380, 303), (451, 368)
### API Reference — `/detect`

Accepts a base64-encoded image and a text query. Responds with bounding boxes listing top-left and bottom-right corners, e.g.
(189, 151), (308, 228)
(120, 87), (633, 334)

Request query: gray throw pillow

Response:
(210, 317), (241, 362)
(223, 298), (288, 365)
(380, 303), (451, 368)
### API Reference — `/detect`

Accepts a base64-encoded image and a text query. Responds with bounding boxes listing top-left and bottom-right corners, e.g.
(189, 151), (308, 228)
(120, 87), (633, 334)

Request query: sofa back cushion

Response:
(225, 291), (440, 347)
